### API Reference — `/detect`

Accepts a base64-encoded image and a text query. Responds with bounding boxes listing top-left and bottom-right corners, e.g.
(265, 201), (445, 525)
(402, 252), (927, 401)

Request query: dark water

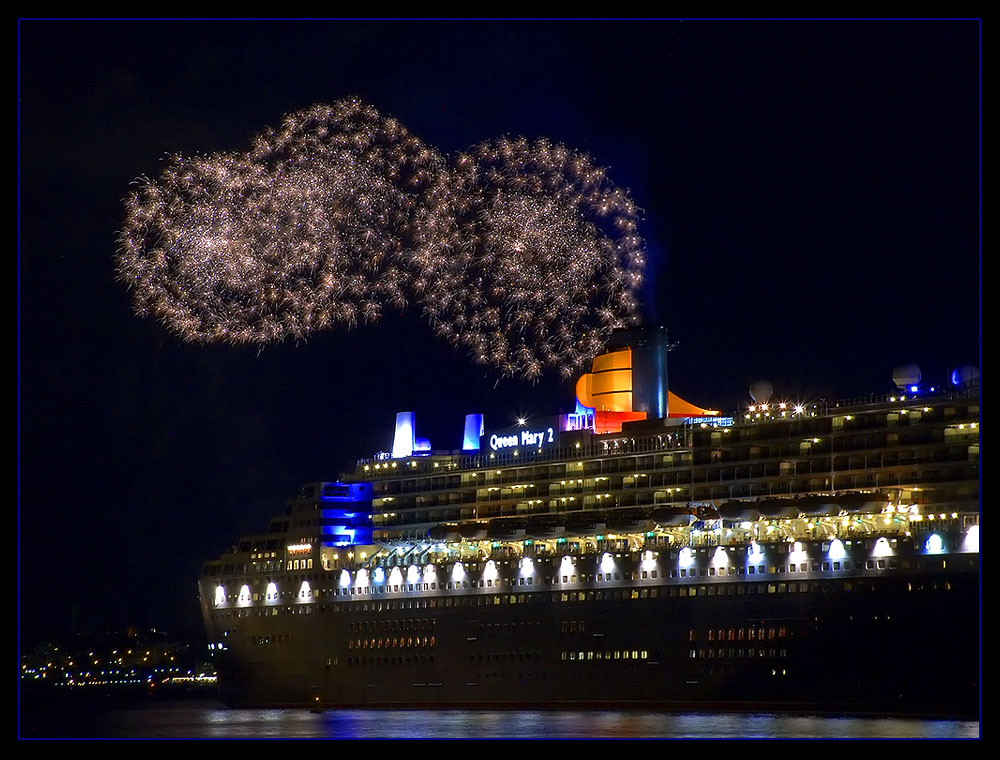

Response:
(20, 698), (980, 738)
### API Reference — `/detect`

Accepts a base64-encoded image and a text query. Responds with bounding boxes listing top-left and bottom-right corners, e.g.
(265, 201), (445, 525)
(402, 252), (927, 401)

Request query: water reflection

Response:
(24, 700), (981, 739)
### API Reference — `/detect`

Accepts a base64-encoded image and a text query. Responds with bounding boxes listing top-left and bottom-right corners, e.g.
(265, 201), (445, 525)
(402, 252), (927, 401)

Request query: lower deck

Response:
(203, 545), (979, 716)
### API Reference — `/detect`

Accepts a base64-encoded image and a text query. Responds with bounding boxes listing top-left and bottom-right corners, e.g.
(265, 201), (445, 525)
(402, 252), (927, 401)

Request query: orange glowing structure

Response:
(576, 343), (718, 434)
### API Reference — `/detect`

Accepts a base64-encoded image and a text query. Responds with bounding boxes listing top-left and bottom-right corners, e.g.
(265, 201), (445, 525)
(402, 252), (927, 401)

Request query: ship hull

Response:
(201, 384), (980, 717)
(204, 547), (978, 716)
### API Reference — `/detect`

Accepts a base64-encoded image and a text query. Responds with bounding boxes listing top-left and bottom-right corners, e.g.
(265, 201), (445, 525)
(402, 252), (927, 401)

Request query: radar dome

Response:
(749, 380), (773, 404)
(892, 364), (921, 390)
(951, 365), (980, 386)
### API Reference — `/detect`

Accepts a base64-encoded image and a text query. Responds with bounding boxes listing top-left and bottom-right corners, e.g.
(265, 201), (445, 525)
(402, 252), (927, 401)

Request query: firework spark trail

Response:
(117, 100), (645, 380)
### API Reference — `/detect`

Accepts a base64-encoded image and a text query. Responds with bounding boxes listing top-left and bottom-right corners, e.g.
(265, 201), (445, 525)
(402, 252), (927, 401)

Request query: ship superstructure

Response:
(200, 340), (979, 714)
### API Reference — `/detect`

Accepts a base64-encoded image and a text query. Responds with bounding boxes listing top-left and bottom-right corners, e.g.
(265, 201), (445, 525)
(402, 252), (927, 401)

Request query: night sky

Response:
(19, 21), (980, 642)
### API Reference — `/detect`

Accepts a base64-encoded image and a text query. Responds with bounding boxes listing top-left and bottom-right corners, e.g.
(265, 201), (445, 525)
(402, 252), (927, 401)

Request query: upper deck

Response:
(347, 385), (978, 541)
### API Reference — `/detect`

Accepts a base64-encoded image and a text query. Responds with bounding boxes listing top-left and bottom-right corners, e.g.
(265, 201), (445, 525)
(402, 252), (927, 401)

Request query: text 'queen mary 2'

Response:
(200, 330), (980, 716)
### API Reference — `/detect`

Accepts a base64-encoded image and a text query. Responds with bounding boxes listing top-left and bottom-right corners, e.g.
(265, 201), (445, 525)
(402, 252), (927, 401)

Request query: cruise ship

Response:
(199, 331), (980, 716)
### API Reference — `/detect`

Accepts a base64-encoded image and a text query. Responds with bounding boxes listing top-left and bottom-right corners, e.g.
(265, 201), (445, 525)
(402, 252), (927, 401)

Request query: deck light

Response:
(873, 537), (892, 557)
(642, 550), (656, 572)
(964, 525), (979, 553)
(828, 539), (846, 561)
(484, 561), (499, 582)
(789, 542), (807, 564)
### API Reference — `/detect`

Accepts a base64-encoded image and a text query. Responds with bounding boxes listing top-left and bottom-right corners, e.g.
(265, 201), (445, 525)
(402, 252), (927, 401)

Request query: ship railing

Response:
(353, 383), (978, 469)
(364, 514), (975, 570)
(356, 432), (690, 470)
(728, 382), (979, 424)
(374, 498), (978, 552)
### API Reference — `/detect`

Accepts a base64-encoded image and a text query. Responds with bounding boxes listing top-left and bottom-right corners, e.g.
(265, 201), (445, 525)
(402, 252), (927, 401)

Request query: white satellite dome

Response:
(892, 364), (921, 390)
(749, 380), (773, 404)
(951, 365), (979, 386)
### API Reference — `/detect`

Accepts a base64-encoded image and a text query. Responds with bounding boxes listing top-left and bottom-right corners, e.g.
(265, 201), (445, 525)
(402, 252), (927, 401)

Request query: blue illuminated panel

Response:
(392, 412), (415, 458)
(687, 416), (734, 427)
(462, 413), (485, 452)
(320, 482), (373, 546)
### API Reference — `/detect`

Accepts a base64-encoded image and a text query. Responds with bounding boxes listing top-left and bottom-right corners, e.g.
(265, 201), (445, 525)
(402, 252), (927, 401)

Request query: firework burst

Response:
(418, 137), (644, 380)
(117, 103), (645, 380)
(117, 98), (447, 343)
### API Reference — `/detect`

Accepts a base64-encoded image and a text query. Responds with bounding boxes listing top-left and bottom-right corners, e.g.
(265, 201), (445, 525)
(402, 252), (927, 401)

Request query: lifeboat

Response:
(839, 492), (888, 514)
(487, 519), (527, 541)
(427, 524), (461, 542)
(458, 523), (488, 540)
(606, 510), (651, 533)
(797, 495), (840, 516)
(699, 505), (722, 521)
(565, 512), (607, 536)
(652, 507), (695, 526)
(527, 516), (567, 539)
(756, 498), (801, 519)
(717, 501), (761, 521)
